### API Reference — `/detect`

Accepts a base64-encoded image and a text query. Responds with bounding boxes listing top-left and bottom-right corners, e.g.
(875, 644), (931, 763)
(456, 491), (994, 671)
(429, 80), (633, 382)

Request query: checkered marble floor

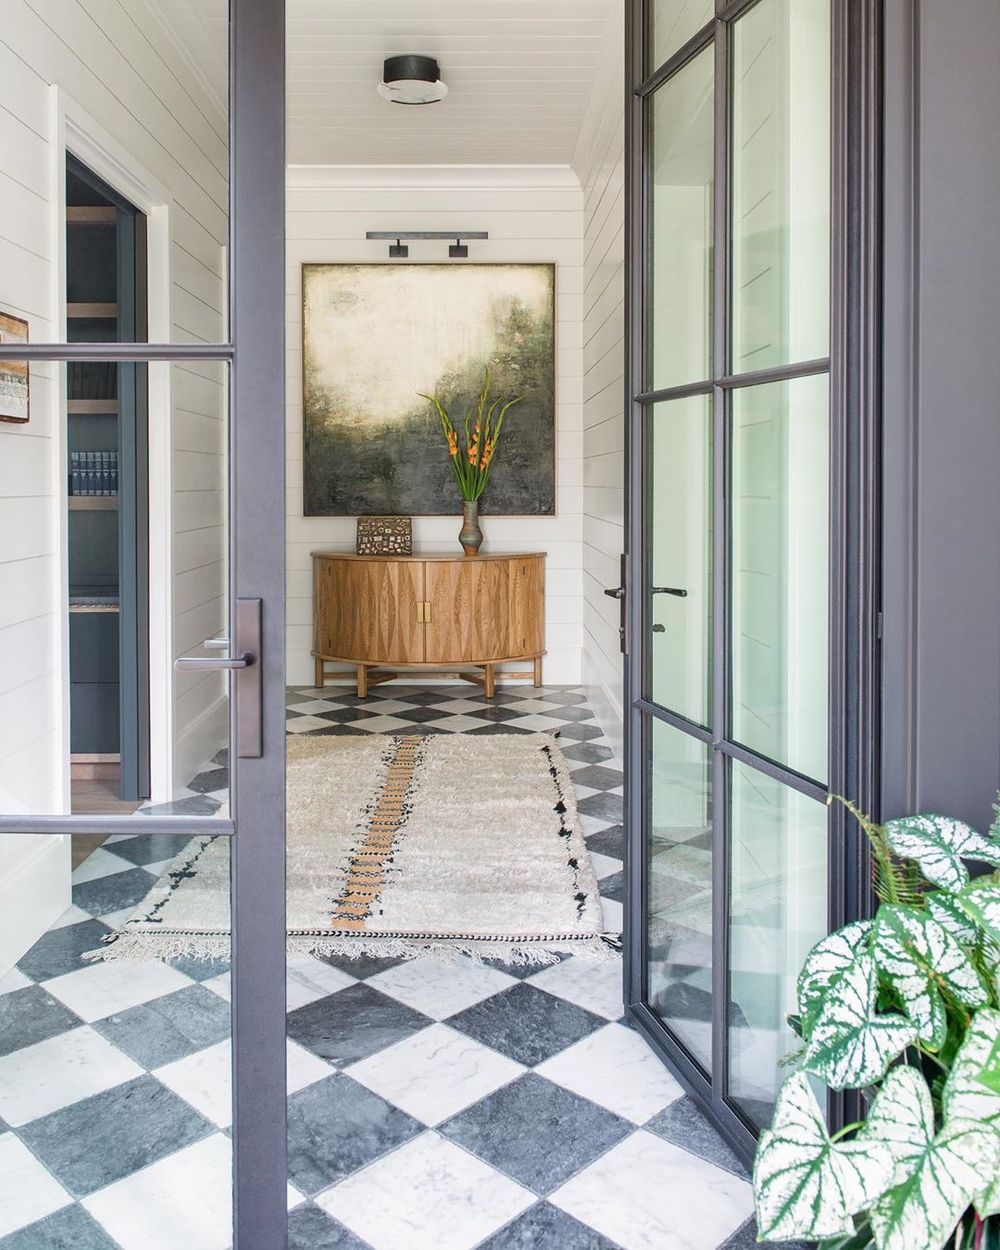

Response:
(0, 683), (768, 1250)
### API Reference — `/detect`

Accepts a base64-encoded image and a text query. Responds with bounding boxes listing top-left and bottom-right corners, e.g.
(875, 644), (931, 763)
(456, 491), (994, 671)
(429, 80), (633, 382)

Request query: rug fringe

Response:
(85, 931), (622, 967)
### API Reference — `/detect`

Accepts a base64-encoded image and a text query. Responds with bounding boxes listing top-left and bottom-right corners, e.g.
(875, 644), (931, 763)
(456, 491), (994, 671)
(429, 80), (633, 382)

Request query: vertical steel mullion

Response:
(709, 13), (732, 1108)
(230, 0), (287, 1246)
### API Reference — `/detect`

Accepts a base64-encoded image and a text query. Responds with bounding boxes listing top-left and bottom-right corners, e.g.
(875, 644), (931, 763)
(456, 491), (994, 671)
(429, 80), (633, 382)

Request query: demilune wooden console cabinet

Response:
(311, 551), (546, 698)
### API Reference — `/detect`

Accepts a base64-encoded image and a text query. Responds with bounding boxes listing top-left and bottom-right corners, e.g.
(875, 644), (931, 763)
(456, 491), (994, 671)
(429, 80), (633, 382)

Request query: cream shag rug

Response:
(90, 733), (618, 966)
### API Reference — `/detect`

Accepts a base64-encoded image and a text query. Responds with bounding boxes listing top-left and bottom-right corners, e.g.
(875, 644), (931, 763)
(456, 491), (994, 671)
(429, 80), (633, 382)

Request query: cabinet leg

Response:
(314, 656), (325, 689)
(357, 665), (368, 699)
(533, 656), (542, 687)
(484, 664), (496, 699)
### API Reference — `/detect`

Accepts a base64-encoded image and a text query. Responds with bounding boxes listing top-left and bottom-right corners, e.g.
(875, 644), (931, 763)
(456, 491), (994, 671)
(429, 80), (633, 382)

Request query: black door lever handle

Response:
(604, 586), (625, 600)
(651, 587), (687, 597)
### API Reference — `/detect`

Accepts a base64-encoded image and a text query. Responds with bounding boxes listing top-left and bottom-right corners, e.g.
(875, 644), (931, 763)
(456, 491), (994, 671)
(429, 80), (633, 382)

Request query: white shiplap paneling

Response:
(285, 164), (585, 686)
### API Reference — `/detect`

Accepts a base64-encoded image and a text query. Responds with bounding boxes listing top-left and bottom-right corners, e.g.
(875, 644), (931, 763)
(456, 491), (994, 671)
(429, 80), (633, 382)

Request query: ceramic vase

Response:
(459, 499), (483, 556)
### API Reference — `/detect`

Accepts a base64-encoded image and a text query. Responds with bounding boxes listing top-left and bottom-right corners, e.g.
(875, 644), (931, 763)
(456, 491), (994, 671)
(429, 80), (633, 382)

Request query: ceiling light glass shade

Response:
(377, 55), (448, 105)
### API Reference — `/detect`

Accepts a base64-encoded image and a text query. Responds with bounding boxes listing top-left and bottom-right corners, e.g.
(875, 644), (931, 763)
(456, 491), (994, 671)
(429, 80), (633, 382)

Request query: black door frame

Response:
(622, 0), (882, 1164)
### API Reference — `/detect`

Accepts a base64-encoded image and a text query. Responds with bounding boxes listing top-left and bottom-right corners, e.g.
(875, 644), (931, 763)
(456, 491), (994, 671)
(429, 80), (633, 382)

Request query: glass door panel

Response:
(649, 396), (712, 725)
(650, 48), (715, 392)
(730, 374), (828, 783)
(727, 763), (827, 1129)
(649, 0), (714, 72)
(731, 0), (830, 372)
(647, 717), (714, 1073)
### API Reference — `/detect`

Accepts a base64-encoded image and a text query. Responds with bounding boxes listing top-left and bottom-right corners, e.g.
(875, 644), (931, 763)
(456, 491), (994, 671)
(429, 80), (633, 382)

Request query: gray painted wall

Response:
(882, 0), (1000, 832)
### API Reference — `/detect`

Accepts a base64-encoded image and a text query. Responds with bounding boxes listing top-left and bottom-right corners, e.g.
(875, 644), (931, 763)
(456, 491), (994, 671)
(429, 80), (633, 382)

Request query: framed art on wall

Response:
(302, 263), (555, 516)
(0, 312), (29, 424)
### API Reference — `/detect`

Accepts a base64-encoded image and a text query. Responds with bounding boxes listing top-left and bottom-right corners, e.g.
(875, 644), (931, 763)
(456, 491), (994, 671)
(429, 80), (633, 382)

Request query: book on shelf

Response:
(68, 450), (119, 497)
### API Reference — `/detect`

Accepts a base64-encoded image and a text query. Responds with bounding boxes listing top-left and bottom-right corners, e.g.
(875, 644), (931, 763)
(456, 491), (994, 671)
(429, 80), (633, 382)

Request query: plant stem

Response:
(830, 1120), (866, 1142)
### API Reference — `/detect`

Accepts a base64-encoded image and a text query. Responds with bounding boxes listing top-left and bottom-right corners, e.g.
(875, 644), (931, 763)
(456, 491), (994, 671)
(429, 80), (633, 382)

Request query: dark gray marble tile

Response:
(597, 871), (624, 904)
(17, 919), (112, 982)
(286, 1074), (422, 1196)
(478, 1201), (623, 1249)
(315, 953), (399, 980)
(286, 983), (431, 1066)
(0, 986), (79, 1057)
(313, 707), (382, 723)
(465, 723), (533, 735)
(441, 1074), (630, 1195)
(168, 953), (231, 982)
(462, 705), (526, 724)
(560, 741), (615, 764)
(570, 764), (623, 791)
(0, 1204), (120, 1250)
(720, 1217), (810, 1250)
(539, 705), (594, 724)
(584, 824), (624, 860)
(72, 866), (157, 917)
(646, 1096), (749, 1179)
(479, 953), (570, 982)
(139, 794), (221, 817)
(287, 1204), (374, 1249)
(94, 985), (231, 1068)
(19, 1075), (213, 1197)
(105, 834), (196, 867)
(187, 767), (229, 795)
(575, 792), (623, 823)
(446, 983), (605, 1067)
(537, 690), (590, 707)
(551, 723), (604, 742)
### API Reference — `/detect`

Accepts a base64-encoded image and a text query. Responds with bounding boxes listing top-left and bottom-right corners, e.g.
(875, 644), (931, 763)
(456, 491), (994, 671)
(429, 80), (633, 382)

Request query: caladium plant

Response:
(752, 797), (1000, 1250)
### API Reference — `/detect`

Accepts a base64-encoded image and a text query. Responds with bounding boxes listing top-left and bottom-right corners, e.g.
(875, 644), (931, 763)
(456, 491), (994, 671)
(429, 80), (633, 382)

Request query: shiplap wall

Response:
(0, 0), (228, 968)
(285, 165), (585, 687)
(574, 12), (626, 757)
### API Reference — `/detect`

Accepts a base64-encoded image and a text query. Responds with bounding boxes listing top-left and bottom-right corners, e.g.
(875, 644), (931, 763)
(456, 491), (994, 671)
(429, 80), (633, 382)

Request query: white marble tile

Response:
(0, 966), (32, 996)
(345, 714), (410, 734)
(431, 699), (490, 716)
(504, 713), (568, 733)
(571, 784), (600, 801)
(286, 955), (357, 1009)
(589, 851), (623, 880)
(601, 897), (623, 933)
(47, 904), (95, 931)
(580, 813), (618, 838)
(154, 1038), (329, 1128)
(200, 971), (231, 1001)
(100, 906), (141, 931)
(286, 699), (339, 714)
(527, 954), (624, 1020)
(536, 1022), (683, 1124)
(0, 1025), (144, 1126)
(0, 1133), (73, 1237)
(285, 715), (337, 734)
(367, 956), (515, 1020)
(422, 714), (489, 733)
(346, 1024), (524, 1126)
(83, 1133), (235, 1250)
(317, 1131), (535, 1250)
(71, 847), (134, 884)
(551, 1131), (753, 1250)
(43, 960), (192, 1022)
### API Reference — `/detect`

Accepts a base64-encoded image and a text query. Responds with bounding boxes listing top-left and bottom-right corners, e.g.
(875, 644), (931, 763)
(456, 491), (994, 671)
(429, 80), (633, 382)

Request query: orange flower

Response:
(447, 432), (458, 457)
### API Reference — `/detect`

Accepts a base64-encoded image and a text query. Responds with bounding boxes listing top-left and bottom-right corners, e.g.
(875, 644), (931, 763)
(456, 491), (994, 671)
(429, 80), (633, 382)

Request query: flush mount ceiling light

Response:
(377, 55), (448, 106)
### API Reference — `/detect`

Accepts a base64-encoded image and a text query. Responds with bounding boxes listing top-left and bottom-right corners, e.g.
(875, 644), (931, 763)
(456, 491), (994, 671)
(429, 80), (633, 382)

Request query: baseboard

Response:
(0, 836), (70, 977)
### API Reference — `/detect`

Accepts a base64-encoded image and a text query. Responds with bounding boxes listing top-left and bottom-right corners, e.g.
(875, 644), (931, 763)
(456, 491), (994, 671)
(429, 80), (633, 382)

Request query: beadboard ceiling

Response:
(144, 0), (619, 165)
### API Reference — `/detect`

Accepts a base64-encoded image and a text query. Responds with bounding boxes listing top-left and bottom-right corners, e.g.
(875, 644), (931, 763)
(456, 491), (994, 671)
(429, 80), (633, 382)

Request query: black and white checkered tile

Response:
(0, 684), (766, 1250)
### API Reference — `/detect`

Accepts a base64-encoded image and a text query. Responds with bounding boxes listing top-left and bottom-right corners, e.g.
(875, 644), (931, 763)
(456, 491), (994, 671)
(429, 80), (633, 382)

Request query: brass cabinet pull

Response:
(424, 600), (432, 624)
(416, 601), (432, 623)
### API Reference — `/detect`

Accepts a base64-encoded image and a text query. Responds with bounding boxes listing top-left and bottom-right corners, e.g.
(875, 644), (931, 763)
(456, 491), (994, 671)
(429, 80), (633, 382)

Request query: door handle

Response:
(174, 599), (263, 759)
(174, 652), (254, 671)
(651, 587), (687, 597)
(604, 585), (625, 600)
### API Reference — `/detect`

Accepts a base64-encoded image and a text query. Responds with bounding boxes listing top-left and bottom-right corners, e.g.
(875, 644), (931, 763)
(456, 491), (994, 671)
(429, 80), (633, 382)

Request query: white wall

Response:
(0, 0), (228, 969)
(574, 11), (626, 758)
(285, 165), (585, 687)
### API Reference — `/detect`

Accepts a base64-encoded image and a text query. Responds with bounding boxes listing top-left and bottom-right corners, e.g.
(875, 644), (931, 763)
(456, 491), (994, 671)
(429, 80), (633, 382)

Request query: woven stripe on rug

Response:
(88, 733), (618, 966)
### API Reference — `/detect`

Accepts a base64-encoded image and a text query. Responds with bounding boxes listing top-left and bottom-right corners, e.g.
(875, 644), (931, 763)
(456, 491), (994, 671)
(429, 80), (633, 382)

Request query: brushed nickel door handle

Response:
(174, 652), (254, 671)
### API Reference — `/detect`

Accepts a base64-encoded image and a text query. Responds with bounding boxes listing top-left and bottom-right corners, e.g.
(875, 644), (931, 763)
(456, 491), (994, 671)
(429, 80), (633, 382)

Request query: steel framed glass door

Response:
(623, 0), (879, 1160)
(0, 3), (287, 1246)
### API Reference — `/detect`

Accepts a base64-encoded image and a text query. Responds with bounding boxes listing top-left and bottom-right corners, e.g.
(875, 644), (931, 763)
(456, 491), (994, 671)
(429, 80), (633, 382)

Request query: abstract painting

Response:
(302, 263), (555, 515)
(0, 312), (29, 424)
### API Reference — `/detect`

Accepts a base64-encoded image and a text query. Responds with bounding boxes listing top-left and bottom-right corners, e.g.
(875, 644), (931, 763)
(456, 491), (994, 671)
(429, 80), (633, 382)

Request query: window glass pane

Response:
(1, 10), (228, 342)
(0, 361), (230, 820)
(649, 396), (712, 726)
(728, 764), (827, 1129)
(647, 717), (713, 1073)
(731, 0), (830, 372)
(650, 48), (715, 391)
(649, 0), (714, 73)
(731, 374), (828, 783)
(0, 832), (232, 1244)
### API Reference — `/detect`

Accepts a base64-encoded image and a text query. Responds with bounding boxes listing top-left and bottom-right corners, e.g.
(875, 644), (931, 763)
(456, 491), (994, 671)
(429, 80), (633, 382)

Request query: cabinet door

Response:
(315, 558), (424, 664)
(424, 557), (543, 663)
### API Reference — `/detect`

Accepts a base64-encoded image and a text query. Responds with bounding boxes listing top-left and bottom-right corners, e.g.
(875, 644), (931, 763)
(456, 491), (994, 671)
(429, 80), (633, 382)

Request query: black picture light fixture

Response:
(377, 55), (448, 106)
(366, 231), (489, 259)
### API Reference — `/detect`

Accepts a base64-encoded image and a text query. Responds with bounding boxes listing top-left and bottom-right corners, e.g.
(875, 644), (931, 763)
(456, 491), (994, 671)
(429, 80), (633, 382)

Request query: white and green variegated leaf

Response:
(860, 1065), (935, 1187)
(943, 1009), (1000, 1126)
(926, 891), (979, 946)
(802, 953), (918, 1089)
(973, 1172), (1000, 1219)
(753, 1072), (894, 1242)
(869, 1117), (1000, 1250)
(958, 882), (1000, 947)
(797, 920), (874, 1039)
(883, 814), (1000, 892)
(872, 906), (988, 1046)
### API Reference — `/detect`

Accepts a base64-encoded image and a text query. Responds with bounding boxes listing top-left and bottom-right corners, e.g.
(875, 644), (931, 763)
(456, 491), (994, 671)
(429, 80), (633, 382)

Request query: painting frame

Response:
(0, 312), (30, 425)
(300, 262), (556, 518)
